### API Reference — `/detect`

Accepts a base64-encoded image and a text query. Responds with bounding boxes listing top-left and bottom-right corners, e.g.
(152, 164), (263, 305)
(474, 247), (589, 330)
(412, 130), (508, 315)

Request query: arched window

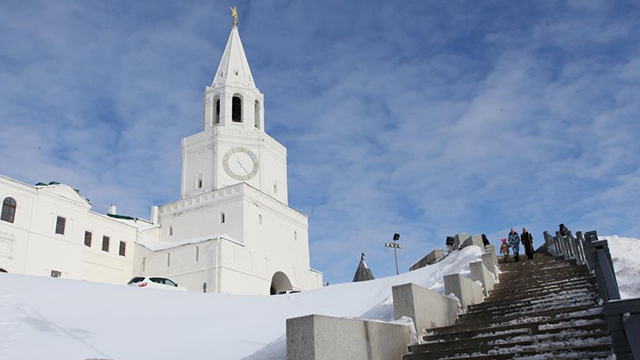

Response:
(214, 98), (221, 124)
(196, 173), (203, 189)
(232, 95), (242, 123)
(254, 100), (261, 129)
(1, 197), (16, 223)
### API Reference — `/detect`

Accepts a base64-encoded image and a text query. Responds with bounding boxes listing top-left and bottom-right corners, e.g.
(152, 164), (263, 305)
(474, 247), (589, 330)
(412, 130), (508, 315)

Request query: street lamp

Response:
(385, 233), (401, 275)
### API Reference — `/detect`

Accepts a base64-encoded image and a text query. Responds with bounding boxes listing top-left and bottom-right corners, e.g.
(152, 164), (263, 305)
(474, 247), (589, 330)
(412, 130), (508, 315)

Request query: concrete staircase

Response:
(403, 254), (613, 360)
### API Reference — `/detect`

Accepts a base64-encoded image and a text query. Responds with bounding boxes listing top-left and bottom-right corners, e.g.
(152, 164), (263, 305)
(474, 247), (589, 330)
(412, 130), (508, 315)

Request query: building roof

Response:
(352, 253), (375, 282)
(212, 26), (257, 90)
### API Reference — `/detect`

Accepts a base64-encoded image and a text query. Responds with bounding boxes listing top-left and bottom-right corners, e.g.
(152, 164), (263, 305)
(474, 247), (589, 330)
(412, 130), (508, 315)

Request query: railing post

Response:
(575, 231), (586, 265)
(585, 231), (621, 302)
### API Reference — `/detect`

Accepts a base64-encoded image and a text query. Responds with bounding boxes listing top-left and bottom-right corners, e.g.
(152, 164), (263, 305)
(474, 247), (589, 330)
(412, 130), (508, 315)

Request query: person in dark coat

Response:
(521, 227), (534, 260)
(481, 234), (490, 247)
(508, 228), (521, 262)
(445, 236), (455, 253)
(559, 223), (569, 237)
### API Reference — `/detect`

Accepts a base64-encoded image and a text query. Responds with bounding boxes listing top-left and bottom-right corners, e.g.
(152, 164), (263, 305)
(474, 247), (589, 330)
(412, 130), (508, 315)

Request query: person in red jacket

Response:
(500, 238), (510, 262)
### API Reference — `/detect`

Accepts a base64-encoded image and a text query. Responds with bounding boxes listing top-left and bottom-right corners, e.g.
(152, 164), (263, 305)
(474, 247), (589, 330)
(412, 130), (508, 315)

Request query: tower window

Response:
(84, 231), (92, 247)
(215, 98), (220, 124)
(273, 184), (278, 195)
(254, 100), (261, 129)
(196, 174), (204, 189)
(169, 226), (173, 236)
(294, 231), (298, 241)
(102, 236), (110, 252)
(195, 246), (200, 262)
(259, 214), (263, 225)
(220, 212), (226, 224)
(1, 197), (16, 223)
(55, 216), (66, 235)
(167, 253), (171, 267)
(119, 241), (126, 257)
(232, 95), (242, 122)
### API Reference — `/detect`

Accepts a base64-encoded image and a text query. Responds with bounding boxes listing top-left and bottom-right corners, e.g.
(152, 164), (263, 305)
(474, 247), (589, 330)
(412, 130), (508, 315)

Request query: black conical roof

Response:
(352, 253), (375, 282)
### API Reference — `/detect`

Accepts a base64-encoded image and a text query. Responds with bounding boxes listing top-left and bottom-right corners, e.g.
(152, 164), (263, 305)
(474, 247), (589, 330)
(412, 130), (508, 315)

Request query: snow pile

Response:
(0, 246), (484, 360)
(602, 235), (640, 299)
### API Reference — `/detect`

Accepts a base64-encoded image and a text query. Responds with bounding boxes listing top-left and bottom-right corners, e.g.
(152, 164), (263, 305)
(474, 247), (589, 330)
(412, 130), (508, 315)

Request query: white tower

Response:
(181, 23), (288, 204)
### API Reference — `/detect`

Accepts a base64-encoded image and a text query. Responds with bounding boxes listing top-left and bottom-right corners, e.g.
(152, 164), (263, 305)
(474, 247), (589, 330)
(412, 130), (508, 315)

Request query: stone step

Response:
(457, 300), (600, 324)
(489, 280), (596, 298)
(407, 332), (611, 360)
(464, 293), (599, 317)
(423, 308), (605, 339)
(470, 287), (596, 311)
(403, 344), (612, 360)
(496, 268), (590, 281)
(411, 327), (609, 354)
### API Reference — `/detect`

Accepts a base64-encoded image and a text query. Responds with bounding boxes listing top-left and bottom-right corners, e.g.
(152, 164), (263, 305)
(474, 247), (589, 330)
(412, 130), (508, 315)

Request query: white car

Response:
(127, 276), (188, 291)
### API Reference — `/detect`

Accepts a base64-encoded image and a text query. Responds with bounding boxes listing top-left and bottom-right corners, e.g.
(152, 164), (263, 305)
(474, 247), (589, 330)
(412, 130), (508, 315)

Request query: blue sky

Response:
(1, 1), (639, 284)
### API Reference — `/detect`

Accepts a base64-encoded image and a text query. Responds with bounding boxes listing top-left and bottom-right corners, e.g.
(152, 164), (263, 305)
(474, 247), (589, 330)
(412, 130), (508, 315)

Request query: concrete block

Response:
(470, 261), (495, 296)
(461, 235), (484, 249)
(409, 249), (445, 271)
(286, 314), (413, 360)
(392, 283), (458, 334)
(452, 233), (470, 250)
(444, 273), (484, 311)
(481, 253), (498, 280)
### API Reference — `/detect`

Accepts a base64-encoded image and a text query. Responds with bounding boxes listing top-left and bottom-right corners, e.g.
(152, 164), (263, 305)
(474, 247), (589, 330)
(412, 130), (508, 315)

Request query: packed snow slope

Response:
(0, 246), (484, 360)
(602, 235), (640, 299)
(1, 236), (638, 360)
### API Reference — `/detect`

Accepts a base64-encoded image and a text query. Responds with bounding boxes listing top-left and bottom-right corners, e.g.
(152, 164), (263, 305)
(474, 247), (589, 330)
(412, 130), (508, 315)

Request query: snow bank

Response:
(602, 235), (640, 299)
(0, 246), (484, 360)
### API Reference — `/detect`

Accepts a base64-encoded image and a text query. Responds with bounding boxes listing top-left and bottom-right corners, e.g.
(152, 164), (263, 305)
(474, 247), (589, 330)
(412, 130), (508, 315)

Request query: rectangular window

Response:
(55, 216), (66, 235)
(51, 270), (61, 278)
(195, 246), (200, 262)
(167, 253), (171, 267)
(119, 241), (126, 257)
(84, 231), (92, 247)
(102, 236), (110, 252)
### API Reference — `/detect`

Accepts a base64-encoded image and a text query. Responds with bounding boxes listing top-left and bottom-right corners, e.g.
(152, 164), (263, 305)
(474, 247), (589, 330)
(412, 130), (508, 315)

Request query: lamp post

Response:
(385, 233), (401, 275)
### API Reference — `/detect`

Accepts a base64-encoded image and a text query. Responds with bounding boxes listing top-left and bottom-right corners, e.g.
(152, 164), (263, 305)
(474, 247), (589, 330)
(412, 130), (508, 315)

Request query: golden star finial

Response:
(230, 6), (239, 28)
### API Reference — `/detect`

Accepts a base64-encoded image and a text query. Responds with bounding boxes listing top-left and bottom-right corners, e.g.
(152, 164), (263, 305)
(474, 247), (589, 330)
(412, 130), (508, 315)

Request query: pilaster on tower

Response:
(202, 23), (265, 132)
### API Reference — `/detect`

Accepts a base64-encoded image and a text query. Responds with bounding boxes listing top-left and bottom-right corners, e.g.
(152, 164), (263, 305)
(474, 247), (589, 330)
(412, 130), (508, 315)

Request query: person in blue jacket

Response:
(508, 228), (521, 262)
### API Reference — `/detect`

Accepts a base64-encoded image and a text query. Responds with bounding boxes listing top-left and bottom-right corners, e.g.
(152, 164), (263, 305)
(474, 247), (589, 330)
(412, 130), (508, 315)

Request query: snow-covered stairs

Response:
(402, 254), (612, 360)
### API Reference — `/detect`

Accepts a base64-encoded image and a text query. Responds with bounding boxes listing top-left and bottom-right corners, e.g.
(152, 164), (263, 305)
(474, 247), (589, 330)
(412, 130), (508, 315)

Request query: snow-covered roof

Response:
(138, 234), (241, 251)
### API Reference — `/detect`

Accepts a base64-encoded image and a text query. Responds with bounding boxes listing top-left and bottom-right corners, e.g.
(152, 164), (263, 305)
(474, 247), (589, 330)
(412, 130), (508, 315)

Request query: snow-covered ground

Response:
(602, 235), (640, 299)
(0, 236), (638, 360)
(0, 246), (483, 360)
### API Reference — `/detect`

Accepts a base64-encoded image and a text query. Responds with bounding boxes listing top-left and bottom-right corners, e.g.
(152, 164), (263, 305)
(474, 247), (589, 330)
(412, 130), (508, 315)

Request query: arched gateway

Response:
(270, 271), (292, 295)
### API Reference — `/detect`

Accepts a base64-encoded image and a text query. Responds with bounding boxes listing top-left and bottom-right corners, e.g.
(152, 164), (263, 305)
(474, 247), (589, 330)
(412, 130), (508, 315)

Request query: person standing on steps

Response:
(500, 238), (510, 262)
(559, 223), (569, 237)
(482, 234), (490, 247)
(521, 227), (534, 260)
(508, 228), (521, 262)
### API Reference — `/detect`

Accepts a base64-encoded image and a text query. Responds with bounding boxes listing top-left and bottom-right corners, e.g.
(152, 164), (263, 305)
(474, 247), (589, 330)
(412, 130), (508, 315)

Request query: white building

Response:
(0, 20), (322, 296)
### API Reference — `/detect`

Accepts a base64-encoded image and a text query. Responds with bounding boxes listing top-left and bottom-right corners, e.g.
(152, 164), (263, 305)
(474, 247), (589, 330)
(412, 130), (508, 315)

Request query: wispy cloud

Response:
(1, 0), (638, 283)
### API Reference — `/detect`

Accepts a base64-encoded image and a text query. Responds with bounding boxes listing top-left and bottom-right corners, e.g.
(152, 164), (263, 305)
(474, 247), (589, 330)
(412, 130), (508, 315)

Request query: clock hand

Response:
(237, 159), (250, 175)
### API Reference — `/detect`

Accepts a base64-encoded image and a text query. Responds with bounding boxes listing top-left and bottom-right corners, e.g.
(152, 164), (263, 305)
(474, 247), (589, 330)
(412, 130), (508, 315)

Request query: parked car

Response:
(276, 289), (301, 295)
(127, 276), (188, 291)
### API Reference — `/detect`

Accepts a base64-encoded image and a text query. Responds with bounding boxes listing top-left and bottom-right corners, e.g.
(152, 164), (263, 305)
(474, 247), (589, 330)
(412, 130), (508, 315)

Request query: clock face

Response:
(222, 147), (259, 181)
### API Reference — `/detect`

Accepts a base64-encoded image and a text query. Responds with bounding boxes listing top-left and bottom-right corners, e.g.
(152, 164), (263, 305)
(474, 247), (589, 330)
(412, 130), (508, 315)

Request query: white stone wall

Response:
(0, 176), (144, 284)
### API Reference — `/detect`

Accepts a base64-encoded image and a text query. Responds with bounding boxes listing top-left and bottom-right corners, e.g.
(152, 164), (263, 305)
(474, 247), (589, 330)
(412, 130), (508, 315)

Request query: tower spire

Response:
(211, 8), (256, 89)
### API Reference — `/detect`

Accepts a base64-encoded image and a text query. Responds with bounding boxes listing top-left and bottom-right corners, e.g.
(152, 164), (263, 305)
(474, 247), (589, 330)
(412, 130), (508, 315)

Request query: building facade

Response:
(0, 21), (322, 295)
